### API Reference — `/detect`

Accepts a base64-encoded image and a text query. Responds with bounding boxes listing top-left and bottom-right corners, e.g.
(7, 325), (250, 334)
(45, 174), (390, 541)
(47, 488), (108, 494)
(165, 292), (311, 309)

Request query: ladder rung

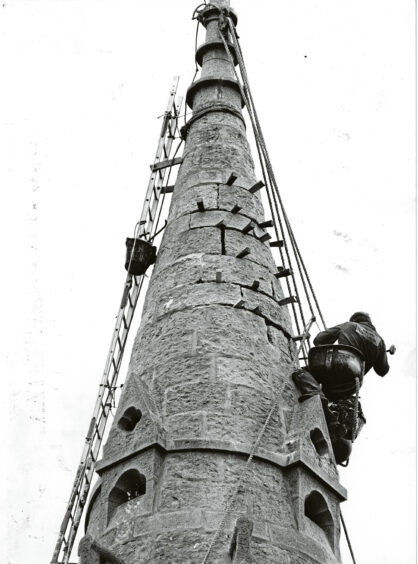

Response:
(259, 220), (273, 228)
(275, 268), (292, 278)
(197, 199), (205, 212)
(293, 333), (311, 341)
(249, 180), (264, 193)
(278, 296), (299, 306)
(151, 156), (183, 171)
(258, 232), (271, 242)
(226, 172), (238, 185)
(242, 221), (254, 234)
(236, 247), (250, 259)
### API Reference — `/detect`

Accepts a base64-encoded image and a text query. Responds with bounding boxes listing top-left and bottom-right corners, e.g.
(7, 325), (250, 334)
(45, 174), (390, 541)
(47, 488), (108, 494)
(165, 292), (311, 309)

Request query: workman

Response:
(313, 311), (389, 377)
(292, 312), (391, 465)
(293, 312), (390, 402)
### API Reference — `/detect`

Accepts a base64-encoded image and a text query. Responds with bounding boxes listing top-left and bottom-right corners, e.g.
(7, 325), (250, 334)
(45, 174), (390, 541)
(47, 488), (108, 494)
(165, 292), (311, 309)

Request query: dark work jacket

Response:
(313, 321), (389, 376)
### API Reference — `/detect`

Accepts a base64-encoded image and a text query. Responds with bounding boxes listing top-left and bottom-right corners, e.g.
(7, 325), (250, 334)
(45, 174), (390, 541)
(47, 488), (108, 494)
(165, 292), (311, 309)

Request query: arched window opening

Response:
(304, 491), (334, 549)
(310, 428), (329, 456)
(107, 469), (146, 524)
(117, 406), (142, 432)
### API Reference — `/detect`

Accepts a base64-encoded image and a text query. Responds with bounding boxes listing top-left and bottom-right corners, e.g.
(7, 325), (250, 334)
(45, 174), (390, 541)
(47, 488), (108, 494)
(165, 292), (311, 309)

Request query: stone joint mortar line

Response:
(149, 278), (286, 318)
(187, 222), (270, 246)
(168, 206), (265, 230)
(150, 253), (279, 288)
(149, 301), (293, 341)
(94, 439), (346, 499)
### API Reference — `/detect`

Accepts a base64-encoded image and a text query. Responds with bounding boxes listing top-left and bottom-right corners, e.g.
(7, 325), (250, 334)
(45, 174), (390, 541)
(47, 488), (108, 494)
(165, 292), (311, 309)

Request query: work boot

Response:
(292, 368), (322, 402)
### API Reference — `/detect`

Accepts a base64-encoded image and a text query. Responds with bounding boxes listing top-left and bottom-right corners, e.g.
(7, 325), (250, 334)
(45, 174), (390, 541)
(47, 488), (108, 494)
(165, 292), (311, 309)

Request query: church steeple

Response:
(80, 3), (346, 562)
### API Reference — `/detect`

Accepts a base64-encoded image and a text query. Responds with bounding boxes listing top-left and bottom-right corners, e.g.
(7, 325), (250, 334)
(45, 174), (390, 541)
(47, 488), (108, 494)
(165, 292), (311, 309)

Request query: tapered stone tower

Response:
(81, 2), (346, 562)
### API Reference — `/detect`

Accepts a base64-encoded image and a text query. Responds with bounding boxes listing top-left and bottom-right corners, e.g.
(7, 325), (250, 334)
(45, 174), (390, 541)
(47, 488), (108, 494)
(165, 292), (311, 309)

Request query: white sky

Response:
(0, 1), (415, 563)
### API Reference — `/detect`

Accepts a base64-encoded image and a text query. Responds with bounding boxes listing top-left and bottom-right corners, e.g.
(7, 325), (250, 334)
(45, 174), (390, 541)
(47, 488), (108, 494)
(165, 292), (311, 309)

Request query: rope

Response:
(200, 319), (314, 564)
(215, 26), (304, 336)
(227, 18), (327, 332)
(352, 377), (360, 441)
(200, 394), (280, 564)
(199, 15), (360, 564)
(218, 25), (315, 358)
(341, 511), (357, 564)
(218, 20), (317, 342)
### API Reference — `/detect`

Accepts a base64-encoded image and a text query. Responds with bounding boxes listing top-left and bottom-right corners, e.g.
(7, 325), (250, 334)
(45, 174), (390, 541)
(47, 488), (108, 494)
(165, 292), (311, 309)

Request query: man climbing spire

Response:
(292, 312), (393, 465)
(313, 311), (390, 377)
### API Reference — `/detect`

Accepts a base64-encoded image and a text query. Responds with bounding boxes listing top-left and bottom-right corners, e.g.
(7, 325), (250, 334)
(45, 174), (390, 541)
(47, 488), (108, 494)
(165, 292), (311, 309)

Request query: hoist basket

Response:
(125, 238), (157, 276)
(308, 345), (365, 401)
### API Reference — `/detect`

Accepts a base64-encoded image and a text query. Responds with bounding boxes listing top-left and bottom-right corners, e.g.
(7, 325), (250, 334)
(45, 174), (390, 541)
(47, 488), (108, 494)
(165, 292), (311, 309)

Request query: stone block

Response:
(202, 410), (285, 453)
(165, 380), (228, 418)
(219, 184), (265, 224)
(155, 226), (221, 270)
(168, 183), (219, 220)
(156, 452), (225, 512)
(200, 255), (276, 297)
(225, 229), (276, 273)
(143, 354), (216, 411)
(215, 355), (274, 390)
(241, 288), (290, 331)
(144, 252), (277, 307)
(164, 412), (204, 439)
(180, 134), (254, 181)
(142, 282), (242, 324)
(190, 209), (250, 231)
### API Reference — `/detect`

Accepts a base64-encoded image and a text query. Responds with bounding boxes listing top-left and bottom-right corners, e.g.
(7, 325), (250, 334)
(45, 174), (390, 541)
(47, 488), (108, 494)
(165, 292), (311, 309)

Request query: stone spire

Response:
(81, 3), (346, 563)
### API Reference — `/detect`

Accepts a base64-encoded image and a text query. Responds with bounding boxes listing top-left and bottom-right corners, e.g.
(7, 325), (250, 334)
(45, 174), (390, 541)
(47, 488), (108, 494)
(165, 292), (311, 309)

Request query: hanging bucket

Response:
(125, 238), (156, 276)
(308, 344), (365, 401)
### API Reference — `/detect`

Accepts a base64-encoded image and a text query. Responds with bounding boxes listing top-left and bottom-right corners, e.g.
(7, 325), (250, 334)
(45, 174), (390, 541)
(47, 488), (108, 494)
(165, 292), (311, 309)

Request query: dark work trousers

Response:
(292, 368), (346, 440)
